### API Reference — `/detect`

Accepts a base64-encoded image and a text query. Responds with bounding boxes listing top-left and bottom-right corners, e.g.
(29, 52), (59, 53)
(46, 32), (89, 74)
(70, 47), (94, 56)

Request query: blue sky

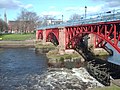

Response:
(0, 0), (120, 21)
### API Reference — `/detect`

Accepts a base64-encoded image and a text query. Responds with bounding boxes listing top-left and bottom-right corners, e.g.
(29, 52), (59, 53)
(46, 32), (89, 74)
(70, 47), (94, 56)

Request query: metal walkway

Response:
(38, 9), (120, 30)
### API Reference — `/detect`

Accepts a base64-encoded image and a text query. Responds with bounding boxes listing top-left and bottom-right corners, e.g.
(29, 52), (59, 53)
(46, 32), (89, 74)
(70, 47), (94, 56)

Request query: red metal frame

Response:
(65, 20), (120, 53)
(46, 28), (59, 42)
(37, 30), (43, 40)
(37, 20), (120, 53)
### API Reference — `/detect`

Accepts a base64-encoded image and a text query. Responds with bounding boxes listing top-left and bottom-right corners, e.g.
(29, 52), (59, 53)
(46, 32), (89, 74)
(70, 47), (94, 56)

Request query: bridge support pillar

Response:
(88, 34), (95, 50)
(42, 30), (46, 44)
(36, 30), (39, 41)
(58, 27), (75, 54)
(58, 27), (66, 54)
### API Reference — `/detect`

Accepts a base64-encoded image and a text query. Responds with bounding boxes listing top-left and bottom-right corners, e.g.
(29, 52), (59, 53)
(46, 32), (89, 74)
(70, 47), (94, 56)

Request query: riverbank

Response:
(46, 49), (84, 68)
(0, 33), (36, 48)
(0, 40), (35, 48)
(35, 42), (56, 53)
(0, 33), (35, 41)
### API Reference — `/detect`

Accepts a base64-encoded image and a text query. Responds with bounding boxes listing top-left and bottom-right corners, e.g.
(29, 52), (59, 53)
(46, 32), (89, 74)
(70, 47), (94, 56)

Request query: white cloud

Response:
(87, 5), (103, 13)
(93, 0), (120, 8)
(49, 6), (56, 9)
(62, 4), (109, 20)
(41, 11), (61, 16)
(40, 0), (120, 21)
(104, 1), (120, 8)
(0, 0), (21, 9)
(65, 7), (83, 11)
(65, 0), (120, 16)
(102, 0), (120, 5)
(64, 5), (103, 16)
(0, 0), (33, 9)
(21, 4), (33, 9)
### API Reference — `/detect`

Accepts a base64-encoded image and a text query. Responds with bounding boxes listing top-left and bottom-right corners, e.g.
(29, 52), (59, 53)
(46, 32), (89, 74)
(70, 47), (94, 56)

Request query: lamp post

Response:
(84, 6), (88, 49)
(113, 9), (115, 20)
(85, 6), (87, 19)
(62, 15), (63, 23)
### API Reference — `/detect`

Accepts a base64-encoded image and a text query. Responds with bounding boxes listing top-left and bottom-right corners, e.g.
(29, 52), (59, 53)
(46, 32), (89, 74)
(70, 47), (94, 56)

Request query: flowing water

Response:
(0, 48), (48, 90)
(0, 46), (119, 90)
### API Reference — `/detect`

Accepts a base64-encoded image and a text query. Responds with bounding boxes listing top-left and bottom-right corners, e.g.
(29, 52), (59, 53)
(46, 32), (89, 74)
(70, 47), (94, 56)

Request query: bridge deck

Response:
(37, 9), (120, 30)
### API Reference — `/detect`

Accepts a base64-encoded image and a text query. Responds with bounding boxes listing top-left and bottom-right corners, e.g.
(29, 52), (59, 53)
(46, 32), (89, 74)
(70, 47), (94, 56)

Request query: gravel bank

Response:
(0, 40), (35, 48)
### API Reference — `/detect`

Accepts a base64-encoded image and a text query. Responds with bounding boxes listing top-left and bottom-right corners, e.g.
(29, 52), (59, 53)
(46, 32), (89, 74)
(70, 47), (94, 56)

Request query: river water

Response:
(0, 48), (48, 90)
(0, 47), (119, 90)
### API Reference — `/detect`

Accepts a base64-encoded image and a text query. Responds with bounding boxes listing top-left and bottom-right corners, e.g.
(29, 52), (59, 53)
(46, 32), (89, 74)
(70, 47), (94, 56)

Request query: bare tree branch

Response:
(0, 19), (8, 33)
(16, 9), (40, 33)
(69, 14), (81, 21)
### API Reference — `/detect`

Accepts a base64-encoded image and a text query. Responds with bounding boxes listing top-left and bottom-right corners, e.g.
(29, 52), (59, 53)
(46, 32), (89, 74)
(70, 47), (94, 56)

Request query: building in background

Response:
(4, 10), (7, 23)
(0, 10), (8, 33)
(46, 19), (63, 25)
(8, 20), (35, 33)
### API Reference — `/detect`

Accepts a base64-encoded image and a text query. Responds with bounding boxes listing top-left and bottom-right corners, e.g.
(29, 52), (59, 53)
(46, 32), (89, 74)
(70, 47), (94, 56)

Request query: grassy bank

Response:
(0, 33), (35, 41)
(47, 49), (81, 61)
(35, 42), (81, 62)
(35, 43), (56, 50)
(91, 84), (120, 90)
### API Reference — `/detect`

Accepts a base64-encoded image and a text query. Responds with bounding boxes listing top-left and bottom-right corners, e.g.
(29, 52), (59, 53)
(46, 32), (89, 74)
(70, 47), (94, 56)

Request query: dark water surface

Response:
(0, 48), (48, 90)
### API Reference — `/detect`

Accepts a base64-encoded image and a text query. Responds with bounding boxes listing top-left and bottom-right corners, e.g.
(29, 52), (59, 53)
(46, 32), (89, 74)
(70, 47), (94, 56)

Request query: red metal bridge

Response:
(36, 10), (120, 55)
(36, 10), (120, 86)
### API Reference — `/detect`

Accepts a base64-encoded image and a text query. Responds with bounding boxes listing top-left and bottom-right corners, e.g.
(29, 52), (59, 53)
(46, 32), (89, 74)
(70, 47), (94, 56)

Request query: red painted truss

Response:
(37, 30), (43, 40)
(65, 20), (120, 53)
(46, 28), (59, 42)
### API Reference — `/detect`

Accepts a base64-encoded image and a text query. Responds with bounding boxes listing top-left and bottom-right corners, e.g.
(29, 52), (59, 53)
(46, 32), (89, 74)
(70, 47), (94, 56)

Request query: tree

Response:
(16, 9), (40, 33)
(40, 15), (55, 26)
(69, 14), (81, 21)
(0, 19), (8, 33)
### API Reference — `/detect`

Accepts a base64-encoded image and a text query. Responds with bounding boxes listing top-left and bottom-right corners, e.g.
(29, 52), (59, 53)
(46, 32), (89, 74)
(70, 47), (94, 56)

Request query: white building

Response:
(47, 19), (63, 25)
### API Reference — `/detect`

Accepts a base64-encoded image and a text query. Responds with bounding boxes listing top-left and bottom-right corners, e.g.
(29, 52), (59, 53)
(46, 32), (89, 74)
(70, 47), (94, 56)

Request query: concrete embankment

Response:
(0, 40), (35, 48)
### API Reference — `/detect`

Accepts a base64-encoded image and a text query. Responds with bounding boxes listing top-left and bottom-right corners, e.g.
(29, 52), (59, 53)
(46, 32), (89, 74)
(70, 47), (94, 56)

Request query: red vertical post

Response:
(114, 24), (117, 45)
(65, 28), (68, 49)
(97, 25), (100, 34)
(94, 35), (97, 48)
(105, 25), (107, 39)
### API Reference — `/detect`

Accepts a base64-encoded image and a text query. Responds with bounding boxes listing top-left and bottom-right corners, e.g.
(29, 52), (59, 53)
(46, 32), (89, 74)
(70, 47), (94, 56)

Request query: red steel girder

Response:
(65, 20), (120, 53)
(46, 28), (59, 42)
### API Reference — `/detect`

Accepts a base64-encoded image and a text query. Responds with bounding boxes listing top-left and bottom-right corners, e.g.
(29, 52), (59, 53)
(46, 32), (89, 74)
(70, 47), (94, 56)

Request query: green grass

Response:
(35, 43), (56, 49)
(92, 84), (120, 90)
(98, 52), (109, 56)
(0, 33), (36, 41)
(47, 49), (81, 60)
